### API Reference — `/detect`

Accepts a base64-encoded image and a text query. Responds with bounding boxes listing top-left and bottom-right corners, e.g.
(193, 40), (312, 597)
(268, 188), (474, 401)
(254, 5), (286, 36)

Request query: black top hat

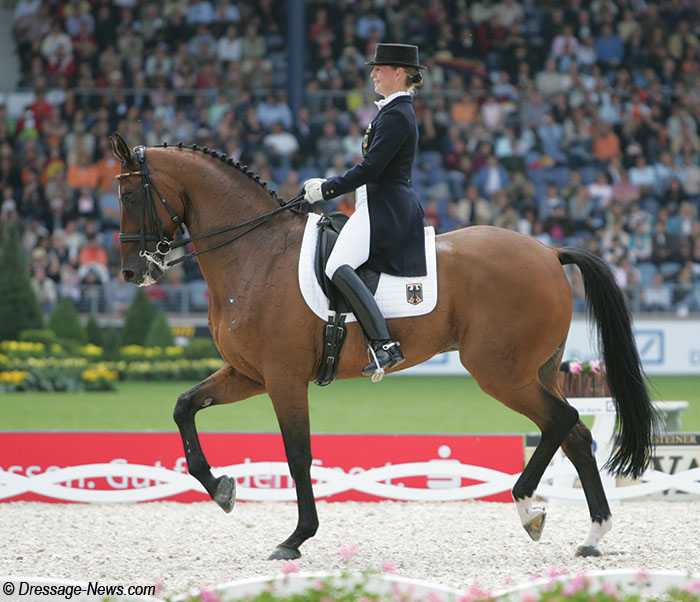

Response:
(366, 43), (426, 69)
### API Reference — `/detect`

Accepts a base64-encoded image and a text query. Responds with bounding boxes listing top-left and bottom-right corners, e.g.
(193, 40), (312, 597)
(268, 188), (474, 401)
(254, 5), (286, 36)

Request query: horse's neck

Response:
(185, 182), (306, 290)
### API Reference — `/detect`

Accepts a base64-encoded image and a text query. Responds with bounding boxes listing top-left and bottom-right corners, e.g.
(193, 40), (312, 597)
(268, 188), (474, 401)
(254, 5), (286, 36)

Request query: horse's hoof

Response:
(212, 476), (236, 513)
(523, 509), (546, 541)
(576, 544), (602, 558)
(268, 545), (301, 560)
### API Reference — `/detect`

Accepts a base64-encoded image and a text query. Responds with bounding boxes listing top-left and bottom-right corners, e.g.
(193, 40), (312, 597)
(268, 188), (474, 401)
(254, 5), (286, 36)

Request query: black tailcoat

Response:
(321, 95), (427, 277)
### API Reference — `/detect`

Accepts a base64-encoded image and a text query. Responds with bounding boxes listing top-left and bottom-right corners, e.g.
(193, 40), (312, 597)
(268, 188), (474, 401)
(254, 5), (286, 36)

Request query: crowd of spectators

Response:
(5, 0), (700, 316)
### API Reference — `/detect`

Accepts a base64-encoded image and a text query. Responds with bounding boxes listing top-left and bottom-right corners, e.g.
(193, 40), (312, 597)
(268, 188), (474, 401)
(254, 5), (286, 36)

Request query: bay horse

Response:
(109, 133), (657, 561)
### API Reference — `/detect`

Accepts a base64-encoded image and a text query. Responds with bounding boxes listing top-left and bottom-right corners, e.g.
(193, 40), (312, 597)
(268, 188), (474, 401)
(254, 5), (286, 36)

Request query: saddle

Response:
(313, 212), (379, 387)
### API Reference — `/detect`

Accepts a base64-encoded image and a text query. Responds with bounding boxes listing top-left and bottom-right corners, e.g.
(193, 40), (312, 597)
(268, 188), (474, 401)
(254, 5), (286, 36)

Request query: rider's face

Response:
(371, 65), (403, 98)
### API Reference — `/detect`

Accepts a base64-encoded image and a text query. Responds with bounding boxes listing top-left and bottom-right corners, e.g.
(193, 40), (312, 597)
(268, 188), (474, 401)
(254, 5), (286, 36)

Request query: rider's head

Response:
(366, 43), (426, 97)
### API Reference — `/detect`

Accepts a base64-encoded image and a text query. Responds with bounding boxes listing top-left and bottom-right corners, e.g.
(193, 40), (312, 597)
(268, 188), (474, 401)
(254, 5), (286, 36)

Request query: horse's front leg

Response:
(173, 364), (265, 512)
(266, 379), (318, 560)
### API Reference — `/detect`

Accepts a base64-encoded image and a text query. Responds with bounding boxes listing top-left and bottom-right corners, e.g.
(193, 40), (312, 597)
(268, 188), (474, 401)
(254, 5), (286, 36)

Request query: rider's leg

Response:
(325, 188), (404, 378)
(330, 265), (405, 376)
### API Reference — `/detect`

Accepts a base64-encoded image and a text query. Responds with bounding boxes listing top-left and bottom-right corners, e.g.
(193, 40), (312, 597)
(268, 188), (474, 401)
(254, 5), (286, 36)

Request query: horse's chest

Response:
(208, 296), (262, 352)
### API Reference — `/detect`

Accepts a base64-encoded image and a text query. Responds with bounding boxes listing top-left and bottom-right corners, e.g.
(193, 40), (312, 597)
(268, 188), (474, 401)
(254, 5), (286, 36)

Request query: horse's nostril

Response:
(122, 269), (135, 282)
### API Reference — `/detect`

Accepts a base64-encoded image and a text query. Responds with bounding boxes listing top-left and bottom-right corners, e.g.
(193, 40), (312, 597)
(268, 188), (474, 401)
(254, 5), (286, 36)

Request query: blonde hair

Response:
(403, 67), (423, 95)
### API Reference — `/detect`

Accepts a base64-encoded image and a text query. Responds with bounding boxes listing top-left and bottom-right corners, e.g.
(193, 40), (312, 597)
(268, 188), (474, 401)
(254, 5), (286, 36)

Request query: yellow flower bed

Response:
(119, 345), (184, 359)
(81, 367), (119, 382)
(78, 343), (103, 357)
(0, 341), (45, 356)
(0, 370), (28, 386)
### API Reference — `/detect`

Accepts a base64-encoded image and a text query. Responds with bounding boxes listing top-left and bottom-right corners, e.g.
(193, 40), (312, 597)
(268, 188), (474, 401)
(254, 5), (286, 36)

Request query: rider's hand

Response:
(303, 178), (326, 203)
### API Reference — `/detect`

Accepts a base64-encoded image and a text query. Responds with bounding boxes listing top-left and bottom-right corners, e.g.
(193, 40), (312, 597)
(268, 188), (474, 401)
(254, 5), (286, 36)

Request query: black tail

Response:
(559, 247), (658, 478)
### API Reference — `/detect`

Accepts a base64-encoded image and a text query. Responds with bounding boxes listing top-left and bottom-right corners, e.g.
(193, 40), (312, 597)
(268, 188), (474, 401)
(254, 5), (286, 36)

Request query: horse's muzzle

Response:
(122, 257), (165, 287)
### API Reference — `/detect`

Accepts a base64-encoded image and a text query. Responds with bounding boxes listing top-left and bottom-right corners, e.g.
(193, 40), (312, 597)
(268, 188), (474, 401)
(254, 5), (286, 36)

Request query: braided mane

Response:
(155, 142), (286, 207)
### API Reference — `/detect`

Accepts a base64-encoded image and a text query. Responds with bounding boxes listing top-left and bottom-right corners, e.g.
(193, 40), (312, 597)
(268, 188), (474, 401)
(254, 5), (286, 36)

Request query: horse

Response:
(109, 133), (657, 561)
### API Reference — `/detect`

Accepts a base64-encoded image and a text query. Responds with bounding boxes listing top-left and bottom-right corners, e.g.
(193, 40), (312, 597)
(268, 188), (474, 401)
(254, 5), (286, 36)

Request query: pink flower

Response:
(636, 569), (650, 582)
(464, 582), (490, 601)
(380, 559), (396, 574)
(548, 566), (568, 578)
(687, 580), (700, 593)
(425, 593), (443, 602)
(520, 594), (536, 602)
(569, 361), (582, 374)
(601, 580), (620, 598)
(199, 588), (220, 602)
(314, 580), (325, 591)
(280, 560), (300, 575)
(563, 572), (589, 596)
(338, 542), (359, 560)
(562, 583), (578, 597)
(589, 359), (602, 373)
(153, 581), (163, 595)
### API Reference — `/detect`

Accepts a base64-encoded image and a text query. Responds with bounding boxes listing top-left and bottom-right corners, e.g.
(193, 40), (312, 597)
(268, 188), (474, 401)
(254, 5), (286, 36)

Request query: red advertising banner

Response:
(0, 433), (523, 503)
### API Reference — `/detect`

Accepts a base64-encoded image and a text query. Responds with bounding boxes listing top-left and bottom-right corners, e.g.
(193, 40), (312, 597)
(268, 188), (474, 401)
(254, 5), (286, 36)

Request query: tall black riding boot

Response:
(331, 264), (405, 380)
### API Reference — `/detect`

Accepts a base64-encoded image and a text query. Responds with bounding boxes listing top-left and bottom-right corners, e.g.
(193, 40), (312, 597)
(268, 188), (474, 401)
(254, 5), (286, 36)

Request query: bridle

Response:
(116, 145), (305, 271)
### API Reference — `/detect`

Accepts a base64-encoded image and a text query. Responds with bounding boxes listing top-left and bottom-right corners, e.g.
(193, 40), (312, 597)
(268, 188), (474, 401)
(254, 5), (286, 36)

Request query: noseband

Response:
(116, 145), (305, 271)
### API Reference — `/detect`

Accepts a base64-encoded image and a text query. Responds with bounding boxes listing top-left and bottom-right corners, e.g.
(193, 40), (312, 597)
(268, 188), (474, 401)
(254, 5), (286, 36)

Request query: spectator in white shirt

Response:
(628, 155), (659, 199)
(217, 24), (242, 64)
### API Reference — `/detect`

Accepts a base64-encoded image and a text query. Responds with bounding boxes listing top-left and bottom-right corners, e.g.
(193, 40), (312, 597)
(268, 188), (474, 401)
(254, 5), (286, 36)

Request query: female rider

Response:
(304, 43), (427, 379)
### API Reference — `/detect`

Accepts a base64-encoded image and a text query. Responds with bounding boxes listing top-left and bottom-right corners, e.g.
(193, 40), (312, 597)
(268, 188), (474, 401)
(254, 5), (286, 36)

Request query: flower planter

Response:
(558, 369), (609, 398)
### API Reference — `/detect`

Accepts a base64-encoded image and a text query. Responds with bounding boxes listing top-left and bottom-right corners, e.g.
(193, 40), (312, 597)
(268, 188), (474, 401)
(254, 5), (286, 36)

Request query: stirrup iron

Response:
(366, 343), (385, 382)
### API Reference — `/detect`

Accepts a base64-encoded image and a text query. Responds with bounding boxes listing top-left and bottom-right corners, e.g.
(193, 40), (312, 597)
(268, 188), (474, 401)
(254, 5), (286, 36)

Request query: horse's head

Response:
(110, 132), (184, 286)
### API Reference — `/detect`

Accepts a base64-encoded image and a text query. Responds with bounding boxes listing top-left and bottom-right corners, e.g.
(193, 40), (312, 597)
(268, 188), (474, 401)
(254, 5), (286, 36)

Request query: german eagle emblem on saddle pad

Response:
(298, 213), (438, 322)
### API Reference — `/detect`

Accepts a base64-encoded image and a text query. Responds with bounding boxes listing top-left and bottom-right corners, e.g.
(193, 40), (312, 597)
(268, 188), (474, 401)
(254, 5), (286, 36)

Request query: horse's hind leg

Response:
(173, 365), (265, 512)
(560, 424), (612, 556)
(539, 353), (612, 557)
(479, 376), (579, 543)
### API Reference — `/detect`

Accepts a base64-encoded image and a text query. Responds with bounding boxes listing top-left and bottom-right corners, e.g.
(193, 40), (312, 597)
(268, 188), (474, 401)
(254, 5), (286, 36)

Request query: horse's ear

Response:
(109, 132), (134, 164)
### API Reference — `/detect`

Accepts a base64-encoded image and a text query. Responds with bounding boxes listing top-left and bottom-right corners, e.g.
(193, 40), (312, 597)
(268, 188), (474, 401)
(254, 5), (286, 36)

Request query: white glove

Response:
(303, 178), (326, 203)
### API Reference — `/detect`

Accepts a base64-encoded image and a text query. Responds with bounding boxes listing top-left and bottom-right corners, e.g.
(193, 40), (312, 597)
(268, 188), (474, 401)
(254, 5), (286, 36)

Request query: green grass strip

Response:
(1, 376), (698, 433)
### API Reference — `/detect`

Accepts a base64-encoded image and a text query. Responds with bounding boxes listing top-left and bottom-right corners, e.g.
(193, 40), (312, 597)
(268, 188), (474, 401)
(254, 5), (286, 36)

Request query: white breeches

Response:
(325, 186), (371, 279)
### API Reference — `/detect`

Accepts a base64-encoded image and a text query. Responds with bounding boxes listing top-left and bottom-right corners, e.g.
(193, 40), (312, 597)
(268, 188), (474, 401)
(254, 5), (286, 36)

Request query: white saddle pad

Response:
(298, 213), (438, 323)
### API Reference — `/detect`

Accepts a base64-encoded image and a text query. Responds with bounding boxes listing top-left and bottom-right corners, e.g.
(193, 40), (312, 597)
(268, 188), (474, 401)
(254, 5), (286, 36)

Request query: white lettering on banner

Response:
(107, 459), (129, 489)
(426, 445), (461, 489)
(1, 458), (183, 491)
(236, 458), (295, 489)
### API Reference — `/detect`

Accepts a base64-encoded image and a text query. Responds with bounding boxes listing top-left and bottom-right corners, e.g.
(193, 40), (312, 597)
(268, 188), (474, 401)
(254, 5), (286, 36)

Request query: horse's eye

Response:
(122, 191), (136, 205)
